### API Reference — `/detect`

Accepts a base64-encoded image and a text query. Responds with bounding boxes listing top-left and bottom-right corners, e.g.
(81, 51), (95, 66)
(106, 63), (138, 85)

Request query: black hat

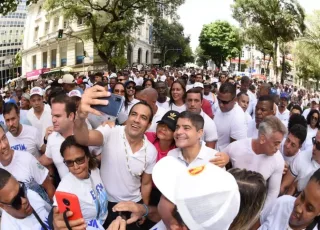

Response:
(157, 110), (180, 132)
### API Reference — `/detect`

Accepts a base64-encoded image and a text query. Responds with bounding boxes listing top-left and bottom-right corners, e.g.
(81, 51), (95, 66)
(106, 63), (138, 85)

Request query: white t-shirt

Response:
(20, 109), (32, 126)
(96, 125), (157, 202)
(7, 124), (42, 158)
(223, 138), (284, 209)
(134, 76), (143, 86)
(200, 110), (218, 143)
(27, 104), (53, 140)
(147, 106), (168, 132)
(45, 131), (69, 179)
(54, 168), (108, 229)
(122, 98), (140, 115)
(247, 119), (258, 139)
(166, 102), (186, 113)
(301, 125), (318, 151)
(302, 108), (311, 119)
(168, 143), (219, 168)
(156, 97), (170, 110)
(259, 195), (317, 230)
(214, 104), (247, 151)
(1, 190), (52, 230)
(276, 108), (290, 124)
(290, 150), (320, 192)
(158, 75), (166, 82)
(247, 90), (257, 116)
(244, 112), (253, 127)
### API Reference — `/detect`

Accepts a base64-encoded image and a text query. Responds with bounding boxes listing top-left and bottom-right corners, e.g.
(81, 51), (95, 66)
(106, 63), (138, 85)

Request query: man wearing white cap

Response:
(58, 74), (77, 93)
(26, 87), (53, 141)
(302, 98), (319, 119)
(154, 156), (240, 230)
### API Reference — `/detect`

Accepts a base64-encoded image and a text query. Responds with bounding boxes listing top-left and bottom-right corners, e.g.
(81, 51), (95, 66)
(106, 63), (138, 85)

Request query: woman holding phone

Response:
(53, 136), (108, 230)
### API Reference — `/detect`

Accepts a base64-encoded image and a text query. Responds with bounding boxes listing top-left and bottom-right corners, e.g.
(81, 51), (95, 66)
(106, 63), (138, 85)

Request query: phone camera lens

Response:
(63, 198), (70, 206)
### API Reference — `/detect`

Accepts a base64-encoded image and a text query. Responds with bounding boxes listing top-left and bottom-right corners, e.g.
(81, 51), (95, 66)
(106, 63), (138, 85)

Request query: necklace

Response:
(123, 132), (147, 177)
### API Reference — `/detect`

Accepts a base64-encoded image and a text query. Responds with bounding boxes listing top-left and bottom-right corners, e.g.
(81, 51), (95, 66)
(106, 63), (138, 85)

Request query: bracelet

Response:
(142, 204), (148, 217)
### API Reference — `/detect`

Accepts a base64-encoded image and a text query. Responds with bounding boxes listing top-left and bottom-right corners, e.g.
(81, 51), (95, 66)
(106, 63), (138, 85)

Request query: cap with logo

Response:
(193, 82), (204, 89)
(68, 90), (82, 98)
(156, 110), (180, 132)
(152, 156), (240, 230)
(21, 93), (30, 101)
(30, 87), (44, 97)
(58, 74), (76, 84)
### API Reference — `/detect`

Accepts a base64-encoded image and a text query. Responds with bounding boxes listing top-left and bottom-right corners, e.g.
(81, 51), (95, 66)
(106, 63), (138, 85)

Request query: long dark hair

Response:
(306, 168), (320, 230)
(169, 80), (186, 106)
(307, 109), (320, 129)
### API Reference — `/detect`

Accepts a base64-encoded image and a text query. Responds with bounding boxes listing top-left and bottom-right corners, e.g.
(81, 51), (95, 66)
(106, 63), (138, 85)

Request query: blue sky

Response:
(178, 0), (320, 51)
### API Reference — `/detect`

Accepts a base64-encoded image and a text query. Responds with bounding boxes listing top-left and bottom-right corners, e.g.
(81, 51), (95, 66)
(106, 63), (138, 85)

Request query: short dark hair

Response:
(237, 92), (248, 99)
(241, 76), (250, 84)
(3, 103), (19, 116)
(257, 95), (274, 110)
(129, 101), (153, 123)
(307, 109), (320, 128)
(48, 87), (66, 106)
(186, 88), (203, 101)
(60, 136), (98, 170)
(0, 168), (12, 190)
(289, 124), (307, 145)
(52, 94), (76, 118)
(178, 111), (204, 131)
(249, 85), (256, 91)
(94, 72), (103, 78)
(288, 114), (307, 131)
(219, 82), (236, 98)
(290, 105), (303, 115)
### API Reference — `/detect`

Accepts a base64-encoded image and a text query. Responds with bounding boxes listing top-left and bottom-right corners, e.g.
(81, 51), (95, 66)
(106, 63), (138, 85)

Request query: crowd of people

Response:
(0, 67), (320, 230)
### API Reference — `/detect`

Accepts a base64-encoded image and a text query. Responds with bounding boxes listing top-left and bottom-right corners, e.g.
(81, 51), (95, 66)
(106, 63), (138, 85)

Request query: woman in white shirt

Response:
(54, 136), (108, 230)
(302, 110), (319, 150)
(167, 80), (187, 113)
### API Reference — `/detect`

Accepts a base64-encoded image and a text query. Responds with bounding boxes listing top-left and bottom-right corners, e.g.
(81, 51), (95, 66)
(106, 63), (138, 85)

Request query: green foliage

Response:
(199, 20), (242, 68)
(232, 0), (305, 78)
(14, 51), (22, 67)
(44, 0), (184, 71)
(195, 46), (210, 68)
(0, 0), (37, 15)
(152, 18), (193, 66)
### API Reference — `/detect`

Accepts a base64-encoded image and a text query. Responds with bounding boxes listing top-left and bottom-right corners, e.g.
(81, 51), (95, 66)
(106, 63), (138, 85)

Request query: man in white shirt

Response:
(27, 87), (53, 140)
(280, 130), (320, 196)
(302, 98), (319, 119)
(237, 92), (252, 127)
(0, 125), (55, 202)
(4, 103), (44, 158)
(247, 95), (274, 139)
(239, 76), (256, 116)
(223, 116), (287, 210)
(155, 81), (169, 109)
(74, 88), (157, 229)
(139, 88), (167, 132)
(276, 93), (290, 125)
(186, 88), (218, 149)
(39, 94), (75, 180)
(157, 69), (166, 82)
(133, 71), (144, 86)
(0, 169), (52, 230)
(214, 82), (247, 151)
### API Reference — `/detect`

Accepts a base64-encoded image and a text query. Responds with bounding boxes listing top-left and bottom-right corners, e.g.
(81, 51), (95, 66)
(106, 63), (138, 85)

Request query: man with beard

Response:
(276, 93), (290, 126)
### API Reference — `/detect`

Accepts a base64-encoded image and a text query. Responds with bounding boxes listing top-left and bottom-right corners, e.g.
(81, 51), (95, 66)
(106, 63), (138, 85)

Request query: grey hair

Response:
(258, 116), (287, 138)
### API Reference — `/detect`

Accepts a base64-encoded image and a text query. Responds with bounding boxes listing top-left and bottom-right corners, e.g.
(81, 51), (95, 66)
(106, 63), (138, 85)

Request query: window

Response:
(42, 52), (47, 68)
(51, 49), (57, 68)
(60, 47), (67, 67)
(44, 22), (49, 35)
(32, 55), (37, 70)
(75, 42), (84, 64)
(34, 27), (39, 41)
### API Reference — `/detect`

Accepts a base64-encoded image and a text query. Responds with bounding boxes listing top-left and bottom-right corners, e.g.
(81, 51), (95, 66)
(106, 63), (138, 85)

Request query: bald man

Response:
(139, 88), (168, 132)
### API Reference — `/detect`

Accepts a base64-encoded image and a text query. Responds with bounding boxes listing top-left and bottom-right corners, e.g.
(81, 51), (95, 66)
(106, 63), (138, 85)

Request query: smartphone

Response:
(55, 191), (83, 221)
(118, 211), (132, 221)
(91, 93), (124, 117)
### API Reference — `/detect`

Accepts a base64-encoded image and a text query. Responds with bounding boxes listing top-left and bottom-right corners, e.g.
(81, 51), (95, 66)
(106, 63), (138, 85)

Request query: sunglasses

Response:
(312, 137), (320, 150)
(217, 96), (235, 105)
(311, 116), (319, 121)
(64, 156), (86, 167)
(118, 79), (126, 82)
(0, 182), (26, 210)
(114, 89), (125, 94)
(126, 86), (135, 90)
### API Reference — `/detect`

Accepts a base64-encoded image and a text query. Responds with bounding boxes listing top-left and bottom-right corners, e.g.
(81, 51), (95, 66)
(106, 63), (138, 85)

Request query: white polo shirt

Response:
(223, 138), (284, 209)
(147, 106), (168, 132)
(45, 131), (69, 179)
(200, 110), (218, 143)
(27, 104), (53, 140)
(7, 124), (42, 158)
(168, 143), (219, 168)
(214, 104), (247, 151)
(96, 125), (157, 202)
(290, 150), (320, 192)
(247, 119), (258, 139)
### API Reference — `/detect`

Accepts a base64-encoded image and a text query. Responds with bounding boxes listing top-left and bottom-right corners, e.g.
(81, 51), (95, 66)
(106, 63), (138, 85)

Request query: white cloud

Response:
(178, 0), (320, 51)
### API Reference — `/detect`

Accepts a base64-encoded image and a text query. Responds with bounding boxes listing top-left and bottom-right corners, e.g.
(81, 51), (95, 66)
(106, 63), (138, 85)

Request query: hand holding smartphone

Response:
(91, 93), (124, 117)
(55, 191), (83, 221)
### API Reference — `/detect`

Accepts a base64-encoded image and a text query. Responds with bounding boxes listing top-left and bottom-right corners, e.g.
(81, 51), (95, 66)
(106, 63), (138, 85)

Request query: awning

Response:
(251, 74), (266, 81)
(26, 68), (50, 81)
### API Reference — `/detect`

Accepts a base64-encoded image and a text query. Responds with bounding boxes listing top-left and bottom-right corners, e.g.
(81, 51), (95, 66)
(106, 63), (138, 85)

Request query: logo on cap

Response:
(168, 113), (177, 121)
(188, 165), (205, 176)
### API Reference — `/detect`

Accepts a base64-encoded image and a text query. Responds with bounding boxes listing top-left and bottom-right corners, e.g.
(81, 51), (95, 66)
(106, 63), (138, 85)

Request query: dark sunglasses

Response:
(0, 182), (26, 210)
(64, 156), (86, 167)
(118, 79), (126, 82)
(312, 137), (320, 150)
(114, 89), (125, 93)
(126, 86), (135, 90)
(311, 116), (319, 121)
(217, 96), (235, 105)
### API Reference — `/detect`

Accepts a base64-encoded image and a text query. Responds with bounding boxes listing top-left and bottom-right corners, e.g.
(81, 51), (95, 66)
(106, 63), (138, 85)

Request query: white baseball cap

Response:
(30, 87), (44, 97)
(68, 90), (82, 98)
(310, 98), (319, 104)
(58, 74), (76, 84)
(153, 156), (240, 230)
(193, 82), (204, 89)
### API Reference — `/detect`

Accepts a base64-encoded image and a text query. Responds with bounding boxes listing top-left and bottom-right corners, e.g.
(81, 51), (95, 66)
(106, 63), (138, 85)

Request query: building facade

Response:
(0, 0), (27, 87)
(22, 0), (154, 80)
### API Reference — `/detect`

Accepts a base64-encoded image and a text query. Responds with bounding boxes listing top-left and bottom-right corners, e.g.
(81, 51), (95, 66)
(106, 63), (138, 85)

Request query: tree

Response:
(199, 20), (242, 68)
(152, 18), (193, 66)
(195, 46), (210, 68)
(232, 0), (305, 81)
(44, 0), (185, 71)
(0, 0), (38, 15)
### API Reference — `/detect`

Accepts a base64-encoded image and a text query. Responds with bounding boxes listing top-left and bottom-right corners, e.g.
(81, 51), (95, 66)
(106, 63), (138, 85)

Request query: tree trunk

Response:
(273, 39), (278, 82)
(281, 51), (286, 85)
(238, 52), (241, 71)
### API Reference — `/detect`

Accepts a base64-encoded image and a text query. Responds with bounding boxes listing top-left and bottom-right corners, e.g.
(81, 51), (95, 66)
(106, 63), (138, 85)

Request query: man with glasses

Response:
(280, 130), (320, 196)
(214, 82), (247, 151)
(0, 168), (51, 229)
(117, 75), (127, 84)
